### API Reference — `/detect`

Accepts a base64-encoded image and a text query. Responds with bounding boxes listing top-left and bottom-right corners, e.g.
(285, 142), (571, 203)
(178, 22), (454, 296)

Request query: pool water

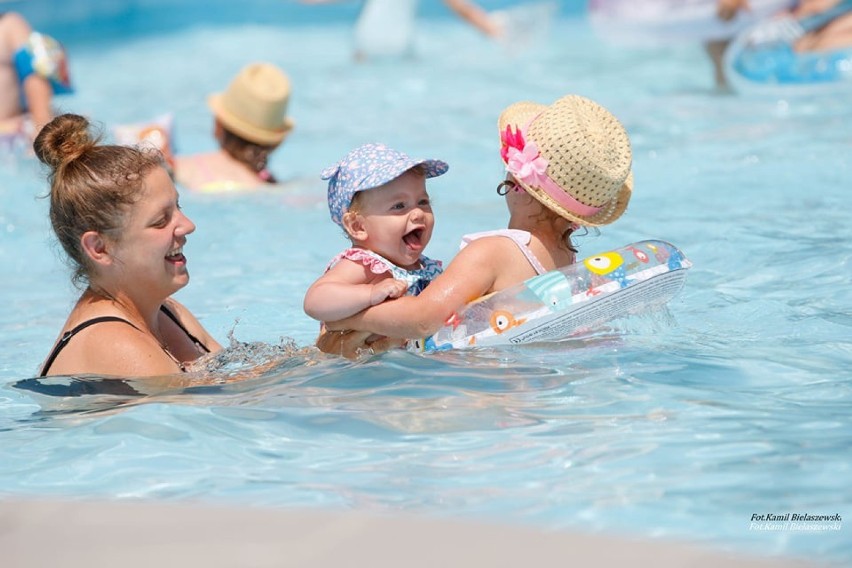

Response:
(1, 0), (850, 563)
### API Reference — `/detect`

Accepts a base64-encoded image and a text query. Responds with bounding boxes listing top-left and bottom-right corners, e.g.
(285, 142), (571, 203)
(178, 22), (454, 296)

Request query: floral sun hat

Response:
(498, 94), (633, 227)
(322, 142), (449, 226)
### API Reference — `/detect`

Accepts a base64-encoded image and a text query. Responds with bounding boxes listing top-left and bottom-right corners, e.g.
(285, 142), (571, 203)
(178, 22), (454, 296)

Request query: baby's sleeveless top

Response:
(328, 248), (443, 296)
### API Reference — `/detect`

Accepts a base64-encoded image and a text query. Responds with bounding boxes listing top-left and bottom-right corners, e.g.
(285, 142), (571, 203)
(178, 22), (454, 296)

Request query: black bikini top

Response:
(39, 305), (210, 377)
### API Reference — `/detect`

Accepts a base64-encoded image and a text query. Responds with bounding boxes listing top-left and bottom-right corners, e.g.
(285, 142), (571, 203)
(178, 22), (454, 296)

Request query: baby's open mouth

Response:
(402, 228), (424, 249)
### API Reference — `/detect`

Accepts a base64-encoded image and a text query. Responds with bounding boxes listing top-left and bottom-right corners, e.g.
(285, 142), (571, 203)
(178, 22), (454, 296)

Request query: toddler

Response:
(325, 95), (634, 348)
(304, 142), (448, 323)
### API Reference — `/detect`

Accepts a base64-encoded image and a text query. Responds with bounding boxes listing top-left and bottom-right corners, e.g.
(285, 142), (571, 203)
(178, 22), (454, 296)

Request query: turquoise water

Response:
(1, 0), (851, 563)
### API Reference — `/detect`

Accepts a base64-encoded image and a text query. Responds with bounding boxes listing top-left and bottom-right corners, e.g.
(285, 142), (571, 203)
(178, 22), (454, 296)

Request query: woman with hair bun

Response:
(35, 113), (222, 377)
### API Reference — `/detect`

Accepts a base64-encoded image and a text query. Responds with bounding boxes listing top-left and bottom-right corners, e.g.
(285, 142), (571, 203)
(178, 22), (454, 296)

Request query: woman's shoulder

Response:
(457, 229), (529, 256)
(173, 152), (215, 186)
(175, 152), (263, 193)
(459, 229), (531, 249)
(42, 314), (167, 376)
(445, 231), (520, 275)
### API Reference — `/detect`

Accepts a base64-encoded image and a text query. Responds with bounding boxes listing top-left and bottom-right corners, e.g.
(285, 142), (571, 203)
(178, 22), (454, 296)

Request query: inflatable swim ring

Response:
(0, 117), (34, 158)
(724, 17), (852, 94)
(589, 0), (794, 45)
(113, 113), (174, 154)
(13, 32), (73, 98)
(112, 114), (175, 170)
(410, 240), (691, 353)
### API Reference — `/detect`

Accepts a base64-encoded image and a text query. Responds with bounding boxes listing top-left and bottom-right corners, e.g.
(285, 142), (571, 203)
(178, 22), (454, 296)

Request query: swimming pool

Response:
(1, 0), (850, 564)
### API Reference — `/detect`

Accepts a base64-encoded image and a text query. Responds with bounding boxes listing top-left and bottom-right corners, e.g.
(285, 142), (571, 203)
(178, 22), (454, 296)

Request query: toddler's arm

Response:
(304, 260), (408, 322)
(326, 240), (502, 339)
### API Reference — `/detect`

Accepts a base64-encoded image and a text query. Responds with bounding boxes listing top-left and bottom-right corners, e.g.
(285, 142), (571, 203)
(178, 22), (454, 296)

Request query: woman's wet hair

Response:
(218, 124), (278, 184)
(33, 113), (165, 288)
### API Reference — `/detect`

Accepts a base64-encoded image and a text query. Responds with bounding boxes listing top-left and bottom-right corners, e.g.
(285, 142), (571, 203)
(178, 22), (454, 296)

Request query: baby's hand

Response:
(370, 279), (408, 306)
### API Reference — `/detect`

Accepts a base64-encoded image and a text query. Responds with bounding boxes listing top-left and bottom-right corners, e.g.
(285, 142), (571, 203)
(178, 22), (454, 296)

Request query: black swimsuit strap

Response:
(39, 305), (210, 377)
(159, 304), (210, 354)
(39, 316), (140, 377)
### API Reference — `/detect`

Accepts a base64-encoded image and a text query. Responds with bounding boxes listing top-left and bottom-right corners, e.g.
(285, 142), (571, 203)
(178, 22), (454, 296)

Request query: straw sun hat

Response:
(208, 62), (294, 146)
(498, 94), (633, 227)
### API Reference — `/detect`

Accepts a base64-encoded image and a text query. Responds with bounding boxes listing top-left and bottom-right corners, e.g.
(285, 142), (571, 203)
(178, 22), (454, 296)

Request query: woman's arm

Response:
(304, 259), (407, 322)
(327, 238), (506, 338)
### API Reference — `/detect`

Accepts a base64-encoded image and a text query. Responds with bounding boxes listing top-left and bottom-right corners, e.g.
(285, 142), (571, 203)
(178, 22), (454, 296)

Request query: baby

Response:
(304, 142), (448, 324)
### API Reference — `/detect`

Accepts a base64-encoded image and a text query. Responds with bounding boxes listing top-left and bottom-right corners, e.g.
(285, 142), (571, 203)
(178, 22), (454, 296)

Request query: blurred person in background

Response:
(1, 11), (72, 146)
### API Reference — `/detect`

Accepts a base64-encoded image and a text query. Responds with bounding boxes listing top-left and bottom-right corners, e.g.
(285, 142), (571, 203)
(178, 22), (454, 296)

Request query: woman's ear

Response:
(80, 231), (111, 266)
(342, 211), (368, 242)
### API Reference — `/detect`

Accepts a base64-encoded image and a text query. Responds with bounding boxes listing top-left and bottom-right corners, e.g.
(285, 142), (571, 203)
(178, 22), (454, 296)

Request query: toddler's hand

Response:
(370, 279), (408, 306)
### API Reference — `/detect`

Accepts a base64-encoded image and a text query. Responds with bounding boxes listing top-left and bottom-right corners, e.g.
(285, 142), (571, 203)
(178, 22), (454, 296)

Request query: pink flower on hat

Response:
(501, 125), (548, 188)
(500, 124), (525, 162)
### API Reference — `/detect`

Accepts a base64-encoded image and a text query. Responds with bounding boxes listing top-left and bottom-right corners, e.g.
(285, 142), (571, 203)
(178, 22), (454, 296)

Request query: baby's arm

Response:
(327, 240), (501, 338)
(304, 259), (408, 322)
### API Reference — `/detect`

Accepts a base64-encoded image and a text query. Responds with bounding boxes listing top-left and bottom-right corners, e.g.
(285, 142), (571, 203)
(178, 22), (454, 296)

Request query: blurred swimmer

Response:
(302, 0), (503, 59)
(172, 62), (294, 192)
(0, 12), (72, 144)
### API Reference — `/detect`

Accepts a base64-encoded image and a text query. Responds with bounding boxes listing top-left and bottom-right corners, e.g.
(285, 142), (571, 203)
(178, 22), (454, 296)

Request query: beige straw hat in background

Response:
(208, 62), (294, 146)
(498, 94), (633, 227)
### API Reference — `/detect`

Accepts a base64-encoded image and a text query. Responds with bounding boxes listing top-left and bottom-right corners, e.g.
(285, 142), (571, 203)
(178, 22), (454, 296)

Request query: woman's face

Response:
(108, 167), (196, 300)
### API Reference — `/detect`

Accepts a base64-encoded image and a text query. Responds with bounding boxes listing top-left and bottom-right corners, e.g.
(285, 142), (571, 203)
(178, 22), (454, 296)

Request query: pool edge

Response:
(0, 498), (825, 567)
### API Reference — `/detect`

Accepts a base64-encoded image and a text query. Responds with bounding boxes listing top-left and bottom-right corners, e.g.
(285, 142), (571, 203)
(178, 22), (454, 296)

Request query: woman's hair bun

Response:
(33, 114), (99, 169)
